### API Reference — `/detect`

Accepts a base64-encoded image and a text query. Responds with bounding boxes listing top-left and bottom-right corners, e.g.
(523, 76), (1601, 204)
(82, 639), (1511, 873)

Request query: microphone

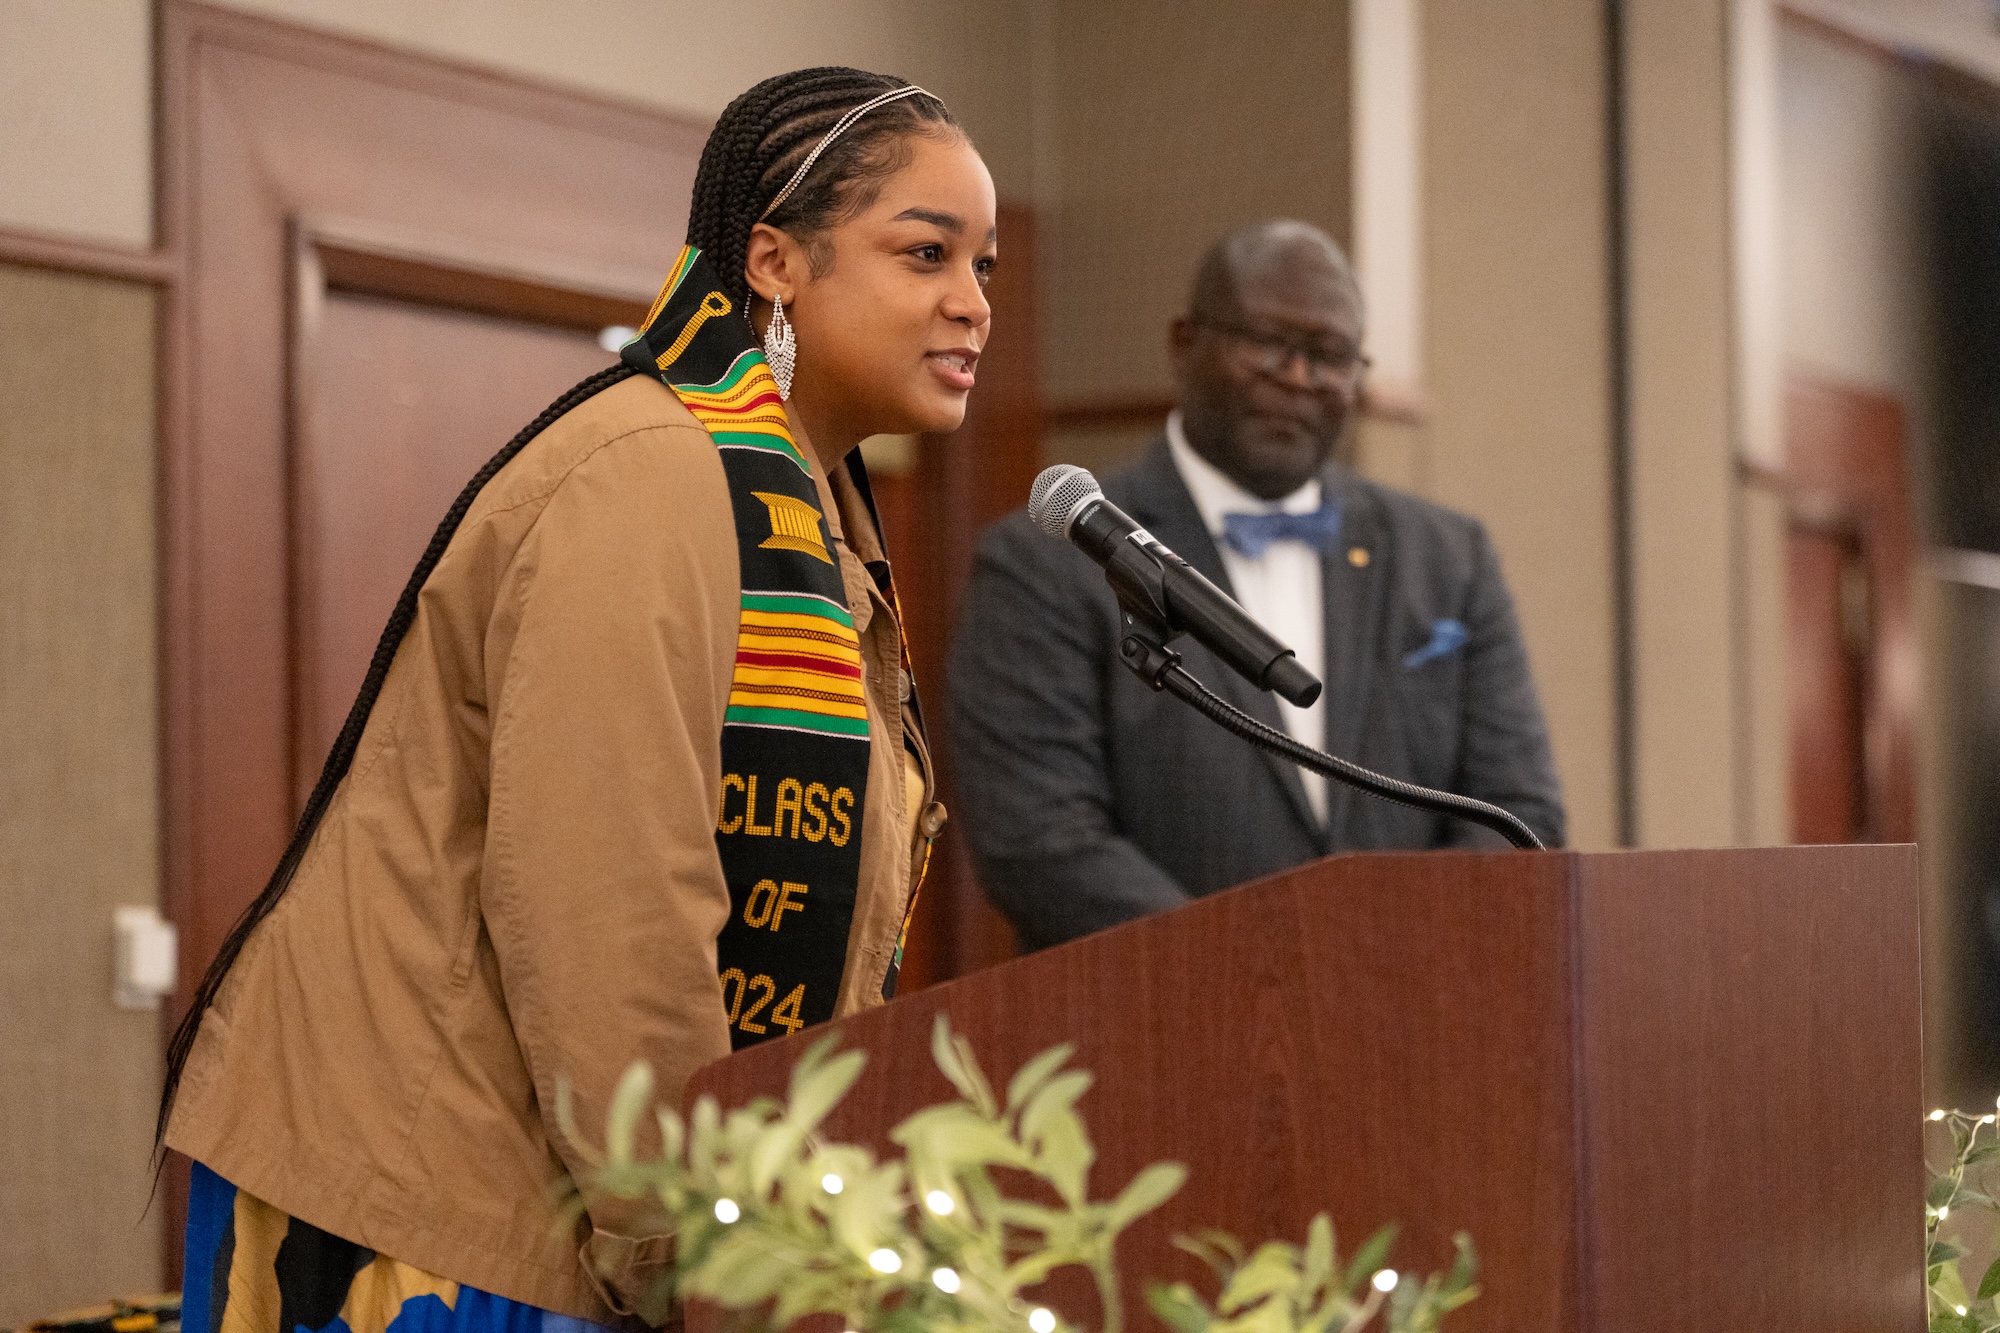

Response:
(1030, 464), (1322, 708)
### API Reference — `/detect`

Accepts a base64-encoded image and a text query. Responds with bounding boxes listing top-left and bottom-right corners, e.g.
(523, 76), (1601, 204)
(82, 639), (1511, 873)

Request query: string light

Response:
(1939, 1205), (1952, 1221)
(926, 1190), (956, 1215)
(714, 1198), (740, 1224)
(822, 1173), (845, 1195)
(1932, 1110), (1948, 1122)
(1371, 1269), (1399, 1293)
(932, 1267), (962, 1294)
(1028, 1309), (1057, 1333)
(868, 1248), (902, 1274)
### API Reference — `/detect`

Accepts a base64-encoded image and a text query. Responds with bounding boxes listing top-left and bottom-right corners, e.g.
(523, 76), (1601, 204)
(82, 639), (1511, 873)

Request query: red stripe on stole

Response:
(734, 648), (864, 680)
(700, 389), (786, 419)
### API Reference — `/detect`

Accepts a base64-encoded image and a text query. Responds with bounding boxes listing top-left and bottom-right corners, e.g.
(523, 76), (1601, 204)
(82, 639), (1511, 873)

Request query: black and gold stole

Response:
(622, 246), (872, 1049)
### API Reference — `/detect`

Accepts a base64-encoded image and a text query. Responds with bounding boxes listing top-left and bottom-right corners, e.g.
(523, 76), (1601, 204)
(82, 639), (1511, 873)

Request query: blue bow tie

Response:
(1220, 500), (1342, 559)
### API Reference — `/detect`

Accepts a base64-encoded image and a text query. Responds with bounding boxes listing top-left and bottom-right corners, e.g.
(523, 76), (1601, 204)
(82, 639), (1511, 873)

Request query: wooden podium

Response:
(686, 846), (1924, 1332)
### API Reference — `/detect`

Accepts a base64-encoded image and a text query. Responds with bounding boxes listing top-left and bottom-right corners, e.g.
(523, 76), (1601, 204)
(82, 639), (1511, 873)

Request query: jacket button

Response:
(899, 668), (915, 702)
(920, 801), (948, 840)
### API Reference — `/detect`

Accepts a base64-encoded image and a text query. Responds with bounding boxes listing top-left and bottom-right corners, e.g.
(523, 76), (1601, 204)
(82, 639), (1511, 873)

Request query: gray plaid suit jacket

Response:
(946, 438), (1565, 951)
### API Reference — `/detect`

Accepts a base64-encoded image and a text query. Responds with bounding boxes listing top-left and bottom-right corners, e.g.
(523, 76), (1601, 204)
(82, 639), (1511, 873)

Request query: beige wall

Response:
(1779, 21), (1930, 393)
(0, 0), (154, 246)
(1031, 0), (1352, 413)
(214, 0), (1038, 199)
(1412, 0), (1789, 854)
(0, 0), (1038, 245)
(1626, 0), (1782, 850)
(1421, 0), (1618, 849)
(0, 265), (161, 1326)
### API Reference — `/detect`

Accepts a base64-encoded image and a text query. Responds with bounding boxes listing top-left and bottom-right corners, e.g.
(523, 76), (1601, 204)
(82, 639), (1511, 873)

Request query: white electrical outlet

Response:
(114, 905), (177, 1010)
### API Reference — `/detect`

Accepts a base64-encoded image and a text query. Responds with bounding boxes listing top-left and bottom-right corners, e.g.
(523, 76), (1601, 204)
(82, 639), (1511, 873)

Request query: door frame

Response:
(1771, 372), (1918, 844)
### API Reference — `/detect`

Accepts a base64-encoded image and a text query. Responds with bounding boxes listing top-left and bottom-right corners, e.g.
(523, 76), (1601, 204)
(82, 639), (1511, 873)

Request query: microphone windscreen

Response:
(1029, 464), (1101, 541)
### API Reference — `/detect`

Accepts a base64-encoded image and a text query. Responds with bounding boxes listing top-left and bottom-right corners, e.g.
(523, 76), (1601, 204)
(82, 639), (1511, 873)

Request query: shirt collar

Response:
(1165, 410), (1324, 541)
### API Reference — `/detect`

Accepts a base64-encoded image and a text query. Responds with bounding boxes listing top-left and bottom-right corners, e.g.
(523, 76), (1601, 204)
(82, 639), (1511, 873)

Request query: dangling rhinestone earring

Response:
(762, 293), (797, 401)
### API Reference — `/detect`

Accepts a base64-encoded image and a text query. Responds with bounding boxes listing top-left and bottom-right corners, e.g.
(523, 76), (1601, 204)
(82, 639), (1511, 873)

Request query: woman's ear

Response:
(743, 223), (798, 307)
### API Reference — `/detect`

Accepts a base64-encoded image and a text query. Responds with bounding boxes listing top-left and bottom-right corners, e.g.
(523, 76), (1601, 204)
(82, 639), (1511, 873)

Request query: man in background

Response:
(948, 219), (1564, 951)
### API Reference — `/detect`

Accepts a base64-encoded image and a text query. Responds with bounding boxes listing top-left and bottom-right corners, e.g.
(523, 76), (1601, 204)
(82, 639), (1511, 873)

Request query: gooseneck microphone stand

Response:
(1102, 544), (1547, 852)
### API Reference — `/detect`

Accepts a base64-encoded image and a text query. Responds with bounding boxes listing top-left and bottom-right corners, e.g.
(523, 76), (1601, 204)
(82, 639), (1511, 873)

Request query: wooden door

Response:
(1780, 375), (1916, 844)
(293, 261), (638, 797)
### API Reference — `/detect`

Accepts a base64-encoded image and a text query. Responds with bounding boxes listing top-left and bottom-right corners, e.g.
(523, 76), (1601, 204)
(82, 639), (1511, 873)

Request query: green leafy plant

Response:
(1148, 1220), (1476, 1333)
(1928, 1105), (2000, 1332)
(562, 1016), (1476, 1333)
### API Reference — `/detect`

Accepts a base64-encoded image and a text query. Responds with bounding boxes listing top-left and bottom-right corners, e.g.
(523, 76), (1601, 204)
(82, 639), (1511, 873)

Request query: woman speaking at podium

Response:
(157, 68), (991, 1333)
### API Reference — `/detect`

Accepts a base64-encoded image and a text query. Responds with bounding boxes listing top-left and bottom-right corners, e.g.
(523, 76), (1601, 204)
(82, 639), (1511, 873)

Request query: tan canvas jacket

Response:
(165, 375), (938, 1325)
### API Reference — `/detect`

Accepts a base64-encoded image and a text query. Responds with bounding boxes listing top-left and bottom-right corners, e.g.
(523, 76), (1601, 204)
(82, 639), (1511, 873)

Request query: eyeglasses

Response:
(1194, 319), (1371, 391)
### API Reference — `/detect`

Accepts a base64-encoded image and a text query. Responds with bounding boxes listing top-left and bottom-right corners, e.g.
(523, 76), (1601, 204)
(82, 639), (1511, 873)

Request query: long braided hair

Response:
(156, 66), (960, 1148)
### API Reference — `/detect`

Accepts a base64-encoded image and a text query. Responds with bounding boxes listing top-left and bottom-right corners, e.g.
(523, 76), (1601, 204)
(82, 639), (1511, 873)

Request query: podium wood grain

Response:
(686, 846), (1923, 1332)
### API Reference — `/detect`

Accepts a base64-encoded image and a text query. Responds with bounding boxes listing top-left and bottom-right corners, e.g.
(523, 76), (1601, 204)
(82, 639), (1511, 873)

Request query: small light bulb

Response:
(822, 1173), (845, 1195)
(1029, 1309), (1057, 1333)
(926, 1189), (956, 1216)
(1939, 1205), (1952, 1221)
(1960, 1306), (1970, 1316)
(1932, 1109), (1948, 1121)
(714, 1198), (740, 1224)
(1371, 1269), (1398, 1294)
(931, 1266), (962, 1294)
(868, 1248), (902, 1274)
(1983, 1115), (1994, 1125)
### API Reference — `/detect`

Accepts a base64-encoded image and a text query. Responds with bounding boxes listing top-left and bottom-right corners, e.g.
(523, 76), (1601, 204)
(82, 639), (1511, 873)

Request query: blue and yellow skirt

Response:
(181, 1164), (616, 1333)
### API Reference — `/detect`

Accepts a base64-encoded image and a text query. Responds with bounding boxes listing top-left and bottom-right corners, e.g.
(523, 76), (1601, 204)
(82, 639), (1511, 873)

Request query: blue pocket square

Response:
(1403, 618), (1469, 668)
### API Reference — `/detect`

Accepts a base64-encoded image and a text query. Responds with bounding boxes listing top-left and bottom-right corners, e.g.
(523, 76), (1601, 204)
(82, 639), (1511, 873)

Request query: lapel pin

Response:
(1348, 547), (1371, 568)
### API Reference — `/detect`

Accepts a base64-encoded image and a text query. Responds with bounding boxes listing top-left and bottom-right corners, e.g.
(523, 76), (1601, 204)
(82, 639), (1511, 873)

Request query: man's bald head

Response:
(1170, 220), (1367, 500)
(1188, 220), (1361, 326)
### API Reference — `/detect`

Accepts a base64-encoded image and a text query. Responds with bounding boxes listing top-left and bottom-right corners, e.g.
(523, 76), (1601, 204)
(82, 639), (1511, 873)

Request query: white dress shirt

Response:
(1164, 411), (1329, 824)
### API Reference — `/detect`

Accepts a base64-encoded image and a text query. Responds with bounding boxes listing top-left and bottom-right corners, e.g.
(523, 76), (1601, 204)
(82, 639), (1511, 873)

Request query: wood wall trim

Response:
(304, 218), (654, 333)
(316, 243), (649, 333)
(164, 2), (707, 148)
(1044, 396), (1175, 433)
(304, 212), (661, 307)
(1046, 384), (1422, 435)
(0, 226), (177, 285)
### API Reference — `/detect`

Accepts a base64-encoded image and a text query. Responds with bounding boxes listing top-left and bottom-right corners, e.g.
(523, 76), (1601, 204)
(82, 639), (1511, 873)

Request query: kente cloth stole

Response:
(622, 246), (898, 1050)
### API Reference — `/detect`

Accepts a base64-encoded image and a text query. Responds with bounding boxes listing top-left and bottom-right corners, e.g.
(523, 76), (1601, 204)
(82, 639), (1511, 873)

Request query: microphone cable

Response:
(1148, 657), (1546, 851)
